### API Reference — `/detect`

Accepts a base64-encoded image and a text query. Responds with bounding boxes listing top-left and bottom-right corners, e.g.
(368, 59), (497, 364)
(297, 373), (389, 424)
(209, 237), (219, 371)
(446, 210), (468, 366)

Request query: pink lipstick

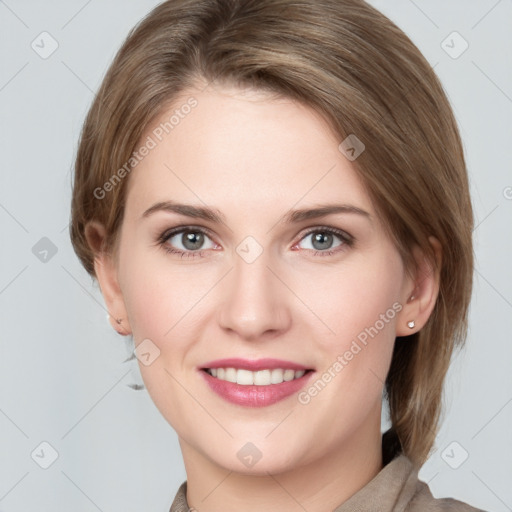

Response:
(199, 358), (314, 407)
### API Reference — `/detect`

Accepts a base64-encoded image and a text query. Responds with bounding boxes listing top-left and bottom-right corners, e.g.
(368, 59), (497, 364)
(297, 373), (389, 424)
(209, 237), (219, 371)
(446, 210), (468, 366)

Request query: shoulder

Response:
(333, 454), (486, 511)
(408, 480), (486, 511)
(380, 430), (486, 512)
(400, 458), (486, 511)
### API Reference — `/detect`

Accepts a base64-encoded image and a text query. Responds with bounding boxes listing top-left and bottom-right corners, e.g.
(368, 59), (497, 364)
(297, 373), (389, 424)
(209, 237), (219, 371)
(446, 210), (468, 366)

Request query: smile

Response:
(200, 358), (314, 407)
(205, 368), (307, 385)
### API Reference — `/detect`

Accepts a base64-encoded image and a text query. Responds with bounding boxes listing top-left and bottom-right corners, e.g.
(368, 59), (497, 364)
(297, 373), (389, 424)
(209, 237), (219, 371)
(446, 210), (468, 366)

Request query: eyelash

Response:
(156, 225), (355, 259)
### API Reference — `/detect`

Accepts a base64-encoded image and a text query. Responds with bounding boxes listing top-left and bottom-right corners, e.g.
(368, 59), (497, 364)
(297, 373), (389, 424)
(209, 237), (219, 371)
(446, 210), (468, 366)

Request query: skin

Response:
(86, 82), (440, 512)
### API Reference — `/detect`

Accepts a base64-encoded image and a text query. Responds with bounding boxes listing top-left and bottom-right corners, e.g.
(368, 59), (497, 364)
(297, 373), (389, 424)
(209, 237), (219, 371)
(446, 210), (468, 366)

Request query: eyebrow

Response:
(140, 200), (371, 223)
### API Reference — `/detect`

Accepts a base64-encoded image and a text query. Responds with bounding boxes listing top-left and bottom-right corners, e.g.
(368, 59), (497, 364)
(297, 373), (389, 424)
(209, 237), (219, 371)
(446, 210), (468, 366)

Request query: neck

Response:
(179, 416), (383, 512)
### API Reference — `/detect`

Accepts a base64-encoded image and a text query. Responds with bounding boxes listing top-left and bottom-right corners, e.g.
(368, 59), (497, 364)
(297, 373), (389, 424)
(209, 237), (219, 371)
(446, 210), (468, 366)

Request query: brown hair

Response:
(70, 0), (473, 466)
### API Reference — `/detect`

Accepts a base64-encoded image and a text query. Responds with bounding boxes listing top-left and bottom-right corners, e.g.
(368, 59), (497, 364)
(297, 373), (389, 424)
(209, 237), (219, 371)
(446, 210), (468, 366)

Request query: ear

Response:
(84, 221), (132, 336)
(396, 236), (442, 336)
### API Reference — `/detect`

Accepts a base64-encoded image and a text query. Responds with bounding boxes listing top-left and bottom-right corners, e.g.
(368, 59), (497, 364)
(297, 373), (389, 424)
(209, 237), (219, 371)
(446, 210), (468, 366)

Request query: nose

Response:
(217, 250), (292, 341)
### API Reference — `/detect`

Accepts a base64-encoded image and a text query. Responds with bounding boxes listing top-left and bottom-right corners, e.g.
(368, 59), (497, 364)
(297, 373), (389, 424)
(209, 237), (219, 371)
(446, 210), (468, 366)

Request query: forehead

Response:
(124, 84), (374, 219)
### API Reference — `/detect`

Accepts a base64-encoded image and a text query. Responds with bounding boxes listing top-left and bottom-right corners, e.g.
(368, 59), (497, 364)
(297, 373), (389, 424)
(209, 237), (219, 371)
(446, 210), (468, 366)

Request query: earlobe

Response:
(84, 221), (132, 336)
(106, 313), (130, 336)
(396, 237), (442, 336)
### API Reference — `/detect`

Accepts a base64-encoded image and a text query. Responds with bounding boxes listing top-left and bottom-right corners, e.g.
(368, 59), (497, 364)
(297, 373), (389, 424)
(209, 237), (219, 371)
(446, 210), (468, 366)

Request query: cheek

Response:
(118, 243), (187, 343)
(296, 251), (403, 395)
(118, 248), (205, 419)
(118, 244), (219, 363)
(292, 258), (402, 432)
(306, 258), (402, 343)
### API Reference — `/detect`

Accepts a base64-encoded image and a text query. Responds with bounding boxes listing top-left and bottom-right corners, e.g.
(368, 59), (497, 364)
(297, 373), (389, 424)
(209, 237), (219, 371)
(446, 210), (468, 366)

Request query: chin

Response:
(199, 438), (311, 476)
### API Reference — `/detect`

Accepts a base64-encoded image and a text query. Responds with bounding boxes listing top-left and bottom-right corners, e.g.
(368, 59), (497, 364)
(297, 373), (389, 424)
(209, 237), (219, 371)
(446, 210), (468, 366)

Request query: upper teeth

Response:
(207, 368), (306, 385)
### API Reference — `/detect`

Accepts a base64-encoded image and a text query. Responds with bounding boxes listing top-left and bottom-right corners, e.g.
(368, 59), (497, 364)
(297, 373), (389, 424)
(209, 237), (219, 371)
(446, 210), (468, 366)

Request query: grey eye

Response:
(299, 231), (344, 251)
(182, 232), (205, 250)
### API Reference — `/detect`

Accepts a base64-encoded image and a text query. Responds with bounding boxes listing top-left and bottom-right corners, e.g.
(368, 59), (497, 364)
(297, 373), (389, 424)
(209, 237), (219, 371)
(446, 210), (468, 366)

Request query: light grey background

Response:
(0, 1), (511, 511)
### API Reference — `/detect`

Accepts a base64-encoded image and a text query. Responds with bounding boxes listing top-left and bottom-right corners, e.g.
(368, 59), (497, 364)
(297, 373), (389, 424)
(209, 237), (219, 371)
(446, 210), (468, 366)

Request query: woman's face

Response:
(101, 83), (418, 474)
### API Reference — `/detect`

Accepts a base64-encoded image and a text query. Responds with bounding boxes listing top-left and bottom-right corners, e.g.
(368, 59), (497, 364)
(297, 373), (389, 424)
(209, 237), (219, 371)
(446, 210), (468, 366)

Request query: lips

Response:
(200, 358), (314, 407)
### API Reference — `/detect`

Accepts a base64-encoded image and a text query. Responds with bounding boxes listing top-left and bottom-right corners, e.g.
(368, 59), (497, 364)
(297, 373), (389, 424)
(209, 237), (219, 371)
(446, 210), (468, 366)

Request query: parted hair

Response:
(70, 0), (474, 466)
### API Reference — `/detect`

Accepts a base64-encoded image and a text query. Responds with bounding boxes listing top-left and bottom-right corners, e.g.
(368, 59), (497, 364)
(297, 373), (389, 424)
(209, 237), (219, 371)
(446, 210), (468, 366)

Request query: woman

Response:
(70, 0), (484, 510)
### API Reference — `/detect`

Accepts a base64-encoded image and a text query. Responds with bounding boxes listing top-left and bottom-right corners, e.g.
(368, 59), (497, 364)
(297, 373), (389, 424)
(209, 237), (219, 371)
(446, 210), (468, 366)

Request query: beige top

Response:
(168, 430), (485, 511)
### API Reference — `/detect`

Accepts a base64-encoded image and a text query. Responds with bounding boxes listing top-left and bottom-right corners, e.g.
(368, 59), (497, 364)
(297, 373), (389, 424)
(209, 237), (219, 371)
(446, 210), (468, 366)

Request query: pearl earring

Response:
(407, 320), (415, 329)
